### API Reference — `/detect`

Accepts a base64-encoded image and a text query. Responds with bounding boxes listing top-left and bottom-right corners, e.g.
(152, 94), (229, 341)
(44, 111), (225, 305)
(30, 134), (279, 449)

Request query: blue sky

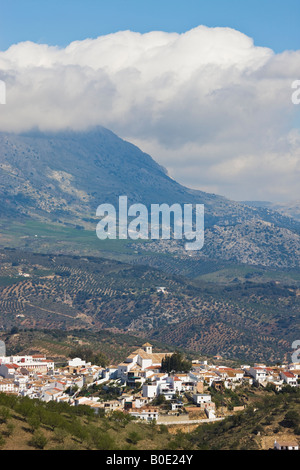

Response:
(0, 0), (299, 52)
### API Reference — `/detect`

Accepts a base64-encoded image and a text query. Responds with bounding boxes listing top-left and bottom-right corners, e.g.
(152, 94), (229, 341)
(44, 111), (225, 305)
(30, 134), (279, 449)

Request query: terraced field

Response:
(0, 248), (299, 362)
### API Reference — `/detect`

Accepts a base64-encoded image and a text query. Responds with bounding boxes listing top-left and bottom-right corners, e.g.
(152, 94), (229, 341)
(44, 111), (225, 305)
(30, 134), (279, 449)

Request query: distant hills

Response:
(0, 127), (299, 269)
(243, 200), (300, 222)
(0, 249), (298, 362)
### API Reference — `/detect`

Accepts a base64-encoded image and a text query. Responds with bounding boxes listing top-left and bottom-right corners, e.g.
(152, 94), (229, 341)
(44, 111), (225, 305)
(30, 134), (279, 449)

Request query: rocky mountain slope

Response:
(243, 200), (300, 222)
(0, 127), (299, 268)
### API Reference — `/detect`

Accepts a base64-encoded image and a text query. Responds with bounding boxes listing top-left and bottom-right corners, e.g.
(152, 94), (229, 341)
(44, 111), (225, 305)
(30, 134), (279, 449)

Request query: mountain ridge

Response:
(0, 126), (299, 269)
(242, 200), (300, 222)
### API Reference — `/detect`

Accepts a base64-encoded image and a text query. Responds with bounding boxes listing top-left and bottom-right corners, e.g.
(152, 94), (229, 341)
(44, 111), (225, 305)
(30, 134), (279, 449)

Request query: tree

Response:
(27, 416), (40, 432)
(53, 427), (68, 444)
(161, 352), (192, 373)
(109, 410), (132, 427)
(89, 427), (116, 450)
(10, 326), (19, 335)
(127, 431), (142, 445)
(281, 410), (300, 429)
(69, 346), (108, 367)
(43, 411), (63, 431)
(29, 430), (47, 450)
(159, 424), (169, 434)
(0, 407), (10, 424)
(152, 394), (166, 406)
(5, 422), (15, 437)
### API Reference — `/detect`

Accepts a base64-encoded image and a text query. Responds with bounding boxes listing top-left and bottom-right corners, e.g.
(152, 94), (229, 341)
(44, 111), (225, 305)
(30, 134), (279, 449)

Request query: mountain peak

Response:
(0, 127), (299, 268)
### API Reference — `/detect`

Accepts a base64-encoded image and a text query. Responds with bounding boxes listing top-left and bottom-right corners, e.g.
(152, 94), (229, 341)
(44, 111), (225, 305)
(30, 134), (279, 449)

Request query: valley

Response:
(0, 248), (298, 363)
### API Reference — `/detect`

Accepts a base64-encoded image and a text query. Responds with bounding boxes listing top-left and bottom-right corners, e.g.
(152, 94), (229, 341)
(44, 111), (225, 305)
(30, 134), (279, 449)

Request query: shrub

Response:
(0, 434), (5, 448)
(0, 407), (10, 424)
(29, 430), (48, 450)
(27, 416), (40, 432)
(5, 422), (15, 437)
(127, 431), (142, 445)
(53, 427), (68, 444)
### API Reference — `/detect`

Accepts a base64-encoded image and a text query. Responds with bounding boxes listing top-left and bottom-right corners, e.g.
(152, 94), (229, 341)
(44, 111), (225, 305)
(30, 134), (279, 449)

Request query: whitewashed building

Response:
(193, 393), (212, 405)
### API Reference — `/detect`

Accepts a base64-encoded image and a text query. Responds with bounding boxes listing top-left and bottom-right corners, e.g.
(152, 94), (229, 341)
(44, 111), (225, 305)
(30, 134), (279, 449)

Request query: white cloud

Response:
(0, 25), (299, 202)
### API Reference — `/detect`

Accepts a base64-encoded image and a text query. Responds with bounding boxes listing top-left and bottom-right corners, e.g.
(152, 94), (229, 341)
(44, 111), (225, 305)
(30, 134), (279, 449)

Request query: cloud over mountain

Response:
(0, 25), (299, 201)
